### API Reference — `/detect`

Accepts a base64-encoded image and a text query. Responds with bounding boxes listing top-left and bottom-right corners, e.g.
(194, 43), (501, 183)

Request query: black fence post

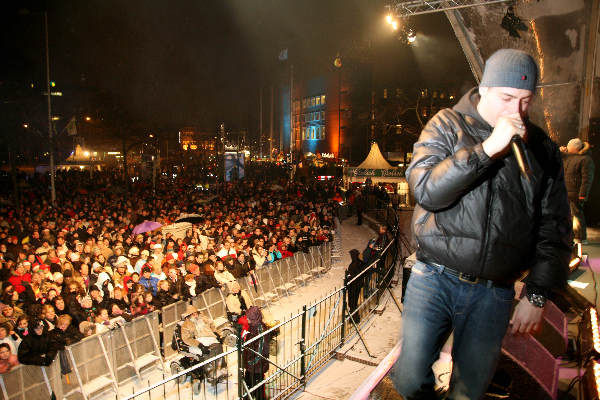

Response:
(340, 278), (348, 345)
(237, 326), (243, 399)
(300, 305), (307, 387)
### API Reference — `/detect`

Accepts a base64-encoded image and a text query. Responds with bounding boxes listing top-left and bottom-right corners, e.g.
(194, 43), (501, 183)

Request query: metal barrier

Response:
(162, 300), (189, 359)
(0, 358), (63, 400)
(126, 205), (400, 400)
(65, 330), (119, 399)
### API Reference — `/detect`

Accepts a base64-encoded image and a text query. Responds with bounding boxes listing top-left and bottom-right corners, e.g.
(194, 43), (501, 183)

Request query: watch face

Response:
(528, 293), (546, 308)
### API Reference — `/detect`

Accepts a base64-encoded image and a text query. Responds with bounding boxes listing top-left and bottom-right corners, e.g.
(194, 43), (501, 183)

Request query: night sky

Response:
(1, 0), (474, 133)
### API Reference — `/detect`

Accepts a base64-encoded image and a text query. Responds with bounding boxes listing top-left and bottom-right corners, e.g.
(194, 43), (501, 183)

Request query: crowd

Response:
(0, 168), (340, 373)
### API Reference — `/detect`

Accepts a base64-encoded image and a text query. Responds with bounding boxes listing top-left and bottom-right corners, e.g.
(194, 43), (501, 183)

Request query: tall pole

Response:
(259, 86), (263, 158)
(338, 66), (342, 159)
(45, 12), (56, 205)
(269, 85), (274, 160)
(289, 64), (294, 164)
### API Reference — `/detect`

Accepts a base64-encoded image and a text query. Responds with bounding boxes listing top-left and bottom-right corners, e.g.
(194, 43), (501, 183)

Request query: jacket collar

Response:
(453, 87), (492, 138)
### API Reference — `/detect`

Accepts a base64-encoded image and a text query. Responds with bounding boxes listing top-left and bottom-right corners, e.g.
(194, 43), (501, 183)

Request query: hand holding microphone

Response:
(482, 113), (532, 179)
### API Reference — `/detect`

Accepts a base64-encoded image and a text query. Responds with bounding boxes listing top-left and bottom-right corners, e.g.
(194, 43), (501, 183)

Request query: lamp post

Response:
(334, 54), (342, 160)
(44, 12), (56, 205)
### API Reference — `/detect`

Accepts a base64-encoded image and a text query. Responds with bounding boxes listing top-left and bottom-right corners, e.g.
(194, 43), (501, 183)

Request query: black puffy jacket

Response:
(406, 88), (571, 290)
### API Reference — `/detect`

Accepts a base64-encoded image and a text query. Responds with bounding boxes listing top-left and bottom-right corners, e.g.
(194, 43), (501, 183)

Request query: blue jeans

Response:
(390, 261), (514, 400)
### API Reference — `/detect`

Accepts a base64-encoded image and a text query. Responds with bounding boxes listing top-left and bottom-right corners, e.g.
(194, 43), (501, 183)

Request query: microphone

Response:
(510, 135), (532, 181)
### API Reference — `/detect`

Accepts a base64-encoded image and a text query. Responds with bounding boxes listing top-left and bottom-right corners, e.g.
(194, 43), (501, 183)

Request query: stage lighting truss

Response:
(386, 0), (512, 18)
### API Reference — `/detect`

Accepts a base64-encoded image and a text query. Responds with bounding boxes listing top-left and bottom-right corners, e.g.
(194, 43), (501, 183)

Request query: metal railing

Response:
(126, 206), (400, 400)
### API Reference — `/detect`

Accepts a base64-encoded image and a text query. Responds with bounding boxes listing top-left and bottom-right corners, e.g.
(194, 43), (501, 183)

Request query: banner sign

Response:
(346, 168), (404, 178)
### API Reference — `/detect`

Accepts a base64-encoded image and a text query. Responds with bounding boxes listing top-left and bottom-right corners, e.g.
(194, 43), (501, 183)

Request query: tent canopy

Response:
(356, 142), (393, 169)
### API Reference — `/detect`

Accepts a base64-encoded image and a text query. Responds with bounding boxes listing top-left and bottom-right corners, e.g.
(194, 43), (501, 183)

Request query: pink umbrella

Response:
(132, 220), (162, 235)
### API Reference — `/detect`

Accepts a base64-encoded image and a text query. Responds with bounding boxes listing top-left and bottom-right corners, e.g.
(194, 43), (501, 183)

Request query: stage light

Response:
(391, 20), (398, 30)
(407, 29), (416, 43)
(386, 14), (393, 24)
(501, 6), (528, 38)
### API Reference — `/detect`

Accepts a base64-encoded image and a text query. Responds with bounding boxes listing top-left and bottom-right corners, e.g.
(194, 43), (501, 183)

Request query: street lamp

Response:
(334, 53), (342, 160)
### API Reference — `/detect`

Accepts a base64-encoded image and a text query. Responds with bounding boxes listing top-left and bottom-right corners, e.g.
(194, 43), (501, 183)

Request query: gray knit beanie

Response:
(480, 49), (538, 92)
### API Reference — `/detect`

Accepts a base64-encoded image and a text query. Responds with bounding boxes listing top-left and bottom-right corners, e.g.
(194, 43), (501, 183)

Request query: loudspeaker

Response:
(487, 334), (559, 400)
(515, 284), (568, 358)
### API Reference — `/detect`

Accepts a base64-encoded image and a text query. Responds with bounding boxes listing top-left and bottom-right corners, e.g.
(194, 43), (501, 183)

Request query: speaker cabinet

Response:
(487, 334), (559, 400)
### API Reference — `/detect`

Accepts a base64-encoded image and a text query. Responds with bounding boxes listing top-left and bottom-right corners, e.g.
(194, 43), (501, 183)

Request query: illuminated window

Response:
(316, 97), (321, 106)
(311, 97), (316, 107)
(321, 94), (326, 104)
(383, 88), (388, 99)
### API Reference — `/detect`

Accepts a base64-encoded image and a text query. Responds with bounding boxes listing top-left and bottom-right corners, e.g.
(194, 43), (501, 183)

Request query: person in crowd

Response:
(213, 260), (236, 289)
(390, 49), (571, 399)
(362, 225), (389, 266)
(242, 306), (272, 400)
(41, 304), (58, 331)
(180, 305), (227, 378)
(0, 304), (22, 331)
(139, 264), (159, 295)
(225, 282), (253, 323)
(0, 324), (21, 355)
(345, 249), (365, 324)
(15, 316), (29, 338)
(49, 314), (83, 349)
(0, 343), (19, 374)
(17, 319), (57, 366)
(79, 321), (96, 338)
(561, 138), (595, 243)
(156, 280), (177, 308)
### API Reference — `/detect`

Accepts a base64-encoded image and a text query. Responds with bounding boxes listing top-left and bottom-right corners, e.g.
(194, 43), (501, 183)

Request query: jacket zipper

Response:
(478, 175), (494, 276)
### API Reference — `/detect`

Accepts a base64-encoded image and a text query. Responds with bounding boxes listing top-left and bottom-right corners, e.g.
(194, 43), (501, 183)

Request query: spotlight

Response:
(407, 29), (416, 43)
(501, 6), (528, 38)
(386, 14), (393, 24)
(569, 242), (584, 272)
(391, 20), (398, 30)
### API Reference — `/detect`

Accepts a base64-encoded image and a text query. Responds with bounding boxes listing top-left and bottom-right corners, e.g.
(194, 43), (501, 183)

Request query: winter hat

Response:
(479, 49), (538, 92)
(115, 256), (129, 266)
(567, 138), (584, 151)
(182, 305), (199, 318)
(247, 306), (263, 325)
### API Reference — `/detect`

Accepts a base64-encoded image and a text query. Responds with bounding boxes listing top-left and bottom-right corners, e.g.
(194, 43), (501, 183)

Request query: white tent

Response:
(345, 142), (404, 184)
(356, 142), (394, 170)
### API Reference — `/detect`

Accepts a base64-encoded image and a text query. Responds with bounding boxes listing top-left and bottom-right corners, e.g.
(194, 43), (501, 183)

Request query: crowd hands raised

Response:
(0, 167), (341, 373)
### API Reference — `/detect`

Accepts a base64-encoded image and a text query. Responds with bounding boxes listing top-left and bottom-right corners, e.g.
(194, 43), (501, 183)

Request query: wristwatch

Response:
(526, 286), (547, 308)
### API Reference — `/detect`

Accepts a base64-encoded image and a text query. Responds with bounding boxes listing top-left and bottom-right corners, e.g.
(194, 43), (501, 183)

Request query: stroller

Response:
(170, 320), (231, 393)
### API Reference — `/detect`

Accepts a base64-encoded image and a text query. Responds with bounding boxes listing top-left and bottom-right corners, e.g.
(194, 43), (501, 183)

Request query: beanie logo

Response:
(521, 75), (527, 80)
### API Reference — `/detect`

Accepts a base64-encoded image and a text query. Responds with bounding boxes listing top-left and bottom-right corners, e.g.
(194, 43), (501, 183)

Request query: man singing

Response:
(391, 49), (571, 399)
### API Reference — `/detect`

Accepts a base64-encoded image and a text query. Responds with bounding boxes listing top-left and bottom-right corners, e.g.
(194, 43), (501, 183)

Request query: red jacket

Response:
(8, 273), (32, 293)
